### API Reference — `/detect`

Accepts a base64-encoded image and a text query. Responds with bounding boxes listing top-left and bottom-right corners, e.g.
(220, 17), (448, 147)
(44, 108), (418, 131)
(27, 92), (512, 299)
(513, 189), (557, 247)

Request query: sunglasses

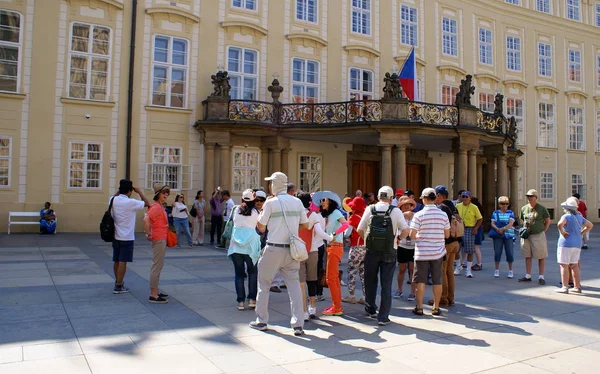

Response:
(499, 203), (509, 205)
(526, 195), (534, 198)
(320, 198), (327, 203)
(461, 195), (469, 198)
(256, 198), (266, 202)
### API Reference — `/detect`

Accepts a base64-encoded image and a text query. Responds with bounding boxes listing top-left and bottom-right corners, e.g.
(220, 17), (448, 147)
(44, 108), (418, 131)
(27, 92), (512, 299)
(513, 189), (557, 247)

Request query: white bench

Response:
(8, 212), (57, 234)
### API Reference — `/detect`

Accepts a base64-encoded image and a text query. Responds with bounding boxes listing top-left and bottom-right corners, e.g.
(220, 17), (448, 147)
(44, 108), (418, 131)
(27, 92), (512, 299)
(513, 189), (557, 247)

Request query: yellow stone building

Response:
(1, 0), (599, 232)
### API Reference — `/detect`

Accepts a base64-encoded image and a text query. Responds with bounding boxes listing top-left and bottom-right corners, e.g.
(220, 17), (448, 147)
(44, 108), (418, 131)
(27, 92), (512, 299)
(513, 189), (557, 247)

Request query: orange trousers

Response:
(326, 243), (344, 310)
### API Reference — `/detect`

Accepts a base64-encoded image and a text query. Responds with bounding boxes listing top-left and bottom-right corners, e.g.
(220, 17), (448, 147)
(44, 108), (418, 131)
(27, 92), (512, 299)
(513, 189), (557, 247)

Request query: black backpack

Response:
(100, 197), (115, 242)
(365, 205), (396, 252)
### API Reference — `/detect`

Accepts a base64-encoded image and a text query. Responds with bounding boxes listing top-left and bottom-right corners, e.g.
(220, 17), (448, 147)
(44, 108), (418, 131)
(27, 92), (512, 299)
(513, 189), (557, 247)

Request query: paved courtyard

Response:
(0, 230), (599, 373)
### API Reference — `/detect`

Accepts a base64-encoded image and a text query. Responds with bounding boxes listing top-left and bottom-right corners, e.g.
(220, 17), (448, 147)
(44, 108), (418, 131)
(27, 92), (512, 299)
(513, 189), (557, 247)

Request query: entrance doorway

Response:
(406, 163), (425, 194)
(352, 160), (378, 195)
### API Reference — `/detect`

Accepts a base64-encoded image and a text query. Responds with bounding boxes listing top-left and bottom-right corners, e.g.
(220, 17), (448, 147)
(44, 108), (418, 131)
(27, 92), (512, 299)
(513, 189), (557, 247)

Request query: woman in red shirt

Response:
(144, 184), (171, 304)
(342, 197), (367, 304)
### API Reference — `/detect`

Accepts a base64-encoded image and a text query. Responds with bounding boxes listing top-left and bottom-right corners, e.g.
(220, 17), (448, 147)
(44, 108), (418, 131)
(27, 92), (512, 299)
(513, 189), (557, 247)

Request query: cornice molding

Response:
(146, 7), (200, 23)
(286, 33), (328, 47)
(221, 20), (267, 36)
(343, 44), (381, 58)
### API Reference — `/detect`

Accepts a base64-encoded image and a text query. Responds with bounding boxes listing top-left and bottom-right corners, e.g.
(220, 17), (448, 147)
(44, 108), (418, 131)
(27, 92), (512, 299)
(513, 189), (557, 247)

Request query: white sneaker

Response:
(308, 306), (316, 318)
(494, 270), (500, 278)
(454, 265), (463, 276)
(466, 271), (473, 278)
(554, 287), (569, 294)
(304, 312), (309, 321)
(507, 270), (514, 279)
(341, 280), (347, 286)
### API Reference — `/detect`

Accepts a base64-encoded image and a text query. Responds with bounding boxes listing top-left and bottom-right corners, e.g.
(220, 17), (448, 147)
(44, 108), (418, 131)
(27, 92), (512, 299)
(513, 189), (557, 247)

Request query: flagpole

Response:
(397, 46), (415, 73)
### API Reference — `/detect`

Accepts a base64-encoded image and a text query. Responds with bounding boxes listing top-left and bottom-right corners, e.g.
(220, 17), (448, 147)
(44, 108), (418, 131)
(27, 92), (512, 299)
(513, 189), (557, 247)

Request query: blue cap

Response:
(461, 190), (471, 197)
(434, 185), (449, 196)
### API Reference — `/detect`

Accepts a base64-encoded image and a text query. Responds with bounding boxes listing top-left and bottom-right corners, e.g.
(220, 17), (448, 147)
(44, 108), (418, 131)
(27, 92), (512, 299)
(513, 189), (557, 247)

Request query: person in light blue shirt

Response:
(490, 196), (516, 279)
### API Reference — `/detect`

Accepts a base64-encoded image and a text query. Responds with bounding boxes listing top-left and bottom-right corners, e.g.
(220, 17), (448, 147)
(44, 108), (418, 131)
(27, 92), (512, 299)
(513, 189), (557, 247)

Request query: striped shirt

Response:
(410, 204), (449, 261)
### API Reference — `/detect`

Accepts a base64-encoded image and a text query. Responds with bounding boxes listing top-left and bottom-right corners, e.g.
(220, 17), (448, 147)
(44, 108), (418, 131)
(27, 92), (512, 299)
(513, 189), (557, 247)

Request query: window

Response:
(292, 58), (319, 103)
(597, 110), (600, 151)
(0, 137), (11, 186)
(506, 98), (524, 145)
(69, 142), (102, 189)
(568, 107), (584, 150)
(232, 0), (256, 10)
(227, 47), (258, 100)
(505, 0), (519, 4)
(349, 68), (373, 100)
(233, 149), (259, 193)
(537, 0), (550, 13)
(538, 103), (555, 148)
(540, 172), (554, 200)
(597, 56), (600, 86)
(296, 0), (317, 22)
(152, 35), (188, 108)
(568, 49), (581, 82)
(0, 10), (21, 93)
(299, 155), (322, 192)
(538, 43), (552, 77)
(596, 4), (600, 26)
(478, 28), (492, 65)
(571, 174), (585, 199)
(442, 18), (457, 56)
(416, 79), (421, 101)
(69, 23), (111, 100)
(351, 0), (371, 35)
(506, 36), (521, 71)
(441, 85), (458, 105)
(400, 5), (418, 46)
(148, 146), (190, 190)
(479, 93), (494, 112)
(566, 0), (580, 21)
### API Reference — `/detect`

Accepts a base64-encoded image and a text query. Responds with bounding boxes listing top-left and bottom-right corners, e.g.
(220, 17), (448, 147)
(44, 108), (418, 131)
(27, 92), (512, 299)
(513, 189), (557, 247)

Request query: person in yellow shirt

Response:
(454, 191), (482, 278)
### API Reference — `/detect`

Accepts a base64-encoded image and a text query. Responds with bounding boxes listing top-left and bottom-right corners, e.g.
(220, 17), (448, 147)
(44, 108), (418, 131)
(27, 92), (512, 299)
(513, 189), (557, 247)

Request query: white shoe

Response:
(554, 287), (569, 294)
(494, 270), (500, 278)
(308, 306), (316, 318)
(466, 271), (473, 278)
(454, 265), (463, 276)
(507, 270), (514, 279)
(341, 280), (347, 286)
(303, 312), (309, 321)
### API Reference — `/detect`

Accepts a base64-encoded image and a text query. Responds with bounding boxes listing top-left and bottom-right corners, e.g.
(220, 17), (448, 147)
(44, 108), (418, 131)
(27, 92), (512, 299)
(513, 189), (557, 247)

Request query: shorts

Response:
(112, 240), (134, 262)
(413, 257), (444, 285)
(462, 228), (475, 254)
(299, 251), (319, 283)
(521, 232), (548, 260)
(557, 247), (581, 265)
(474, 228), (484, 245)
(397, 246), (415, 263)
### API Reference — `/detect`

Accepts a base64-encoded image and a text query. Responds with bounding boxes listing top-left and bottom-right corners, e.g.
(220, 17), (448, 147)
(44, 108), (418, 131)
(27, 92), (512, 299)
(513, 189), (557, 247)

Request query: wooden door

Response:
(352, 161), (378, 195)
(406, 163), (425, 194)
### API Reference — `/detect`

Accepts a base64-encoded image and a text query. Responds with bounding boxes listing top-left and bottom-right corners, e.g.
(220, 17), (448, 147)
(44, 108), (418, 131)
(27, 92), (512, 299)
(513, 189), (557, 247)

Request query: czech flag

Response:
(399, 47), (417, 101)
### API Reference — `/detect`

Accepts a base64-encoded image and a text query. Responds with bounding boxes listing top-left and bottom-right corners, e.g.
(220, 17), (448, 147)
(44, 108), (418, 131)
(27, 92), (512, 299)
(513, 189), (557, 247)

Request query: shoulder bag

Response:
(100, 197), (115, 242)
(221, 205), (238, 242)
(278, 199), (308, 262)
(488, 211), (501, 238)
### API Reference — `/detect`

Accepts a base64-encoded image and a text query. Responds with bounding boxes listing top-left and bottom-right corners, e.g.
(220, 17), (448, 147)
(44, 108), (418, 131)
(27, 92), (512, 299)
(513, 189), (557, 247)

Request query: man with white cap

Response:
(519, 189), (550, 285)
(358, 186), (409, 326)
(250, 172), (309, 336)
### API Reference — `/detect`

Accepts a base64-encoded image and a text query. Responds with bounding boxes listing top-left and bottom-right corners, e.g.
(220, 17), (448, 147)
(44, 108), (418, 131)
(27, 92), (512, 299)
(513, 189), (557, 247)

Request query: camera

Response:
(85, 114), (91, 119)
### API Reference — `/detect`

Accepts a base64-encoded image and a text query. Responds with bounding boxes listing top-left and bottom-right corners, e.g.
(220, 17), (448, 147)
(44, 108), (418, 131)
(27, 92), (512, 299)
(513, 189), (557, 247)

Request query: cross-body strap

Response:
(108, 196), (115, 217)
(277, 198), (295, 238)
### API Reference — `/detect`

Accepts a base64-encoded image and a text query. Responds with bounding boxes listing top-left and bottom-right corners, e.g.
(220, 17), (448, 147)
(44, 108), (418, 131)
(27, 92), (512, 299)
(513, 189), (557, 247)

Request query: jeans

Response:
(173, 217), (192, 246)
(364, 251), (396, 322)
(230, 253), (257, 302)
(493, 237), (515, 263)
(210, 215), (223, 243)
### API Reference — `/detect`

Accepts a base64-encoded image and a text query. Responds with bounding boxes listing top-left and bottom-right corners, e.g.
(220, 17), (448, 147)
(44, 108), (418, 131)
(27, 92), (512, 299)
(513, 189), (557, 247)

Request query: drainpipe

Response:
(125, 0), (138, 179)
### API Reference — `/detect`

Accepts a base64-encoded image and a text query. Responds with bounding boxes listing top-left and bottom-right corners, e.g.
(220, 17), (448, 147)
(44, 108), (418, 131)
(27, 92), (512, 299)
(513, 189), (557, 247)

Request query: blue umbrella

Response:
(312, 191), (342, 208)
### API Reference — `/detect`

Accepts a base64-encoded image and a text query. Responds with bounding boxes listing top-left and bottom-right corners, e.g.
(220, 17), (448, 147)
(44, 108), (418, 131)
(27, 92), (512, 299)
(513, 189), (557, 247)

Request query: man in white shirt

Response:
(111, 179), (149, 294)
(358, 186), (409, 326)
(222, 190), (235, 222)
(250, 172), (309, 336)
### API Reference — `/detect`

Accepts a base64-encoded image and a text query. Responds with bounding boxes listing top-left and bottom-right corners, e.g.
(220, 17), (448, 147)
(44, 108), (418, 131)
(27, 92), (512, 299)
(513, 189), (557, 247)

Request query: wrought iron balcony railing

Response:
(408, 102), (458, 127)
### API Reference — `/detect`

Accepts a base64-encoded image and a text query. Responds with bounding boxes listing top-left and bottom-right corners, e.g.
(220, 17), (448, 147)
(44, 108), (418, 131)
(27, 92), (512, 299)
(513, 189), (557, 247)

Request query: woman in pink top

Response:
(144, 184), (171, 304)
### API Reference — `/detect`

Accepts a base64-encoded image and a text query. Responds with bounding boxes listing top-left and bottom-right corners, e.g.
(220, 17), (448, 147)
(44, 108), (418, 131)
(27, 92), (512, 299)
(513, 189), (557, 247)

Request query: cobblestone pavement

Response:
(0, 230), (599, 373)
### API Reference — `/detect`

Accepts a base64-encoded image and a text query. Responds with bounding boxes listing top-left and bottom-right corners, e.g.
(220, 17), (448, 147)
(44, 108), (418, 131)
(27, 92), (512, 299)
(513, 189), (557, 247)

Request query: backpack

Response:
(189, 204), (197, 218)
(365, 206), (396, 252)
(451, 214), (465, 238)
(100, 197), (115, 242)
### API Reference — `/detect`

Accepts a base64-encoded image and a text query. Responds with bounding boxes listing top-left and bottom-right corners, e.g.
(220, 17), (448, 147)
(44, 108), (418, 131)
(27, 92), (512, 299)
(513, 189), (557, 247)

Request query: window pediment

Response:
(286, 33), (327, 47)
(565, 90), (588, 99)
(221, 20), (267, 36)
(503, 79), (528, 88)
(65, 0), (124, 10)
(344, 44), (380, 58)
(437, 64), (467, 76)
(535, 84), (559, 94)
(474, 73), (500, 83)
(146, 6), (200, 24)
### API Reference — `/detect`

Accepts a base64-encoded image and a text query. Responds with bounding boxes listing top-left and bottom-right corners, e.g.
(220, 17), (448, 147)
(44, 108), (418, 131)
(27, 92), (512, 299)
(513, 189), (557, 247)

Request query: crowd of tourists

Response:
(105, 173), (593, 335)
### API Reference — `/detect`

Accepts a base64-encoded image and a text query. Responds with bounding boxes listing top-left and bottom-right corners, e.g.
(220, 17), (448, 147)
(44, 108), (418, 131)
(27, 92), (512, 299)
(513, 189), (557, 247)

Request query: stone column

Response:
(508, 156), (519, 204)
(394, 144), (407, 189)
(468, 149), (477, 195)
(456, 148), (468, 194)
(381, 145), (393, 186)
(281, 148), (290, 175)
(477, 157), (484, 200)
(270, 147), (281, 173)
(260, 146), (269, 190)
(484, 155), (496, 223)
(219, 143), (231, 190)
(204, 144), (215, 215)
(497, 154), (508, 197)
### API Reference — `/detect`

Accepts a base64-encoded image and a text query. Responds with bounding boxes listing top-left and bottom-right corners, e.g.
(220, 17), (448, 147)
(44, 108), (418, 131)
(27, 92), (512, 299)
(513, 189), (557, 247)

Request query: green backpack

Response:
(365, 205), (396, 252)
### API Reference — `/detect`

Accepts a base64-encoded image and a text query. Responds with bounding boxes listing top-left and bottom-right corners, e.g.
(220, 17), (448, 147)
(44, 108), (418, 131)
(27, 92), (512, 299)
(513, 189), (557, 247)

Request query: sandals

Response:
(342, 296), (356, 304)
(412, 307), (424, 316)
(432, 308), (442, 316)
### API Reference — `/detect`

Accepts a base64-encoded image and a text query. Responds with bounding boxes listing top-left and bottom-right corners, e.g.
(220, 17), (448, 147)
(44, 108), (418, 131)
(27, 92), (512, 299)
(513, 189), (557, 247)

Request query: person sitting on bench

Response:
(40, 202), (56, 234)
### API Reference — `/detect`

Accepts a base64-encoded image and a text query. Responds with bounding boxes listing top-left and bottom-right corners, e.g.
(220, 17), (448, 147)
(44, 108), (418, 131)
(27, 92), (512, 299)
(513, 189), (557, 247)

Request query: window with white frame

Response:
(505, 0), (519, 4)
(351, 0), (371, 35)
(442, 17), (458, 56)
(596, 4), (600, 26)
(538, 102), (555, 148)
(571, 173), (585, 198)
(441, 85), (458, 105)
(506, 36), (521, 71)
(232, 149), (259, 193)
(506, 98), (524, 145)
(538, 43), (552, 77)
(597, 55), (600, 86)
(0, 10), (21, 93)
(596, 110), (600, 151)
(416, 79), (421, 101)
(479, 93), (494, 112)
(296, 0), (317, 23)
(292, 58), (319, 103)
(227, 47), (258, 100)
(479, 28), (493, 65)
(568, 49), (581, 82)
(566, 0), (580, 21)
(537, 0), (550, 13)
(69, 142), (102, 189)
(0, 137), (11, 187)
(232, 0), (256, 10)
(349, 68), (373, 100)
(540, 172), (554, 199)
(148, 146), (191, 190)
(152, 35), (188, 108)
(401, 5), (417, 46)
(568, 107), (584, 151)
(69, 23), (111, 100)
(299, 154), (322, 192)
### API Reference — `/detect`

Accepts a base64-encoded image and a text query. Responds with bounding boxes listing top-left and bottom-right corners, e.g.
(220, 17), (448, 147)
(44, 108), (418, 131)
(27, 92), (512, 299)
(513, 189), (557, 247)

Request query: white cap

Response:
(378, 186), (394, 199)
(242, 189), (256, 202)
(420, 187), (436, 199)
(255, 190), (267, 199)
(561, 197), (579, 210)
(264, 172), (288, 183)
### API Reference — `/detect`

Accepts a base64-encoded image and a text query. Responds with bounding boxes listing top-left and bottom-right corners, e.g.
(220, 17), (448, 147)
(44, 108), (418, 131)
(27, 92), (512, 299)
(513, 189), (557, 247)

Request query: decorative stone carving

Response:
(507, 116), (518, 141)
(493, 93), (504, 116)
(210, 71), (231, 98)
(455, 74), (475, 106)
(268, 78), (283, 103)
(383, 72), (404, 99)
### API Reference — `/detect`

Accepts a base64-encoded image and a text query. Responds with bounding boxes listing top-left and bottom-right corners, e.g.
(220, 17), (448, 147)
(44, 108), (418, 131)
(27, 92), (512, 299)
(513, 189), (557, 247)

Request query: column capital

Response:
(281, 148), (292, 154)
(380, 144), (393, 151)
(484, 144), (507, 157)
(507, 156), (518, 168)
(378, 129), (410, 146)
(204, 143), (215, 150)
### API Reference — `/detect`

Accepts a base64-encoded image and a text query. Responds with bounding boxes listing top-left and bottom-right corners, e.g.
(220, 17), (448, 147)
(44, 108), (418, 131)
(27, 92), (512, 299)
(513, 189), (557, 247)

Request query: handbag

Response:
(519, 207), (537, 239)
(278, 199), (308, 262)
(166, 230), (177, 248)
(488, 211), (501, 238)
(221, 205), (238, 242)
(189, 204), (197, 218)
